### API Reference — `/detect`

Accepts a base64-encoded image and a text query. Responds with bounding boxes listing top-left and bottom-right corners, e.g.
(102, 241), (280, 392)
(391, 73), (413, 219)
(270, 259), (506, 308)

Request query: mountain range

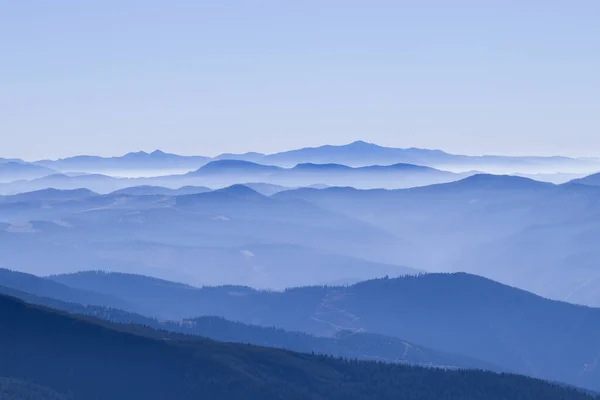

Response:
(4, 174), (600, 304)
(33, 150), (210, 175)
(2, 290), (594, 400)
(274, 174), (600, 306)
(4, 141), (600, 184)
(219, 141), (600, 173)
(0, 159), (466, 194)
(0, 270), (498, 371)
(45, 270), (600, 392)
(0, 162), (57, 182)
(0, 185), (416, 287)
(2, 267), (600, 393)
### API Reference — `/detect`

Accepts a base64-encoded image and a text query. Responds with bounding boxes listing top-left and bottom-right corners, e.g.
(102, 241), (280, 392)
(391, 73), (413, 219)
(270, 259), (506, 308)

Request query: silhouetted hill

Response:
(0, 173), (123, 194)
(435, 173), (554, 190)
(0, 283), (497, 371)
(241, 182), (292, 195)
(29, 143), (600, 176)
(0, 293), (597, 400)
(239, 141), (599, 172)
(293, 163), (353, 171)
(570, 172), (600, 186)
(0, 181), (412, 287)
(214, 152), (267, 163)
(49, 271), (197, 311)
(0, 269), (137, 312)
(184, 159), (464, 189)
(34, 151), (210, 173)
(0, 162), (57, 182)
(110, 185), (211, 196)
(190, 160), (281, 175)
(273, 175), (600, 305)
(0, 188), (97, 203)
(50, 271), (600, 391)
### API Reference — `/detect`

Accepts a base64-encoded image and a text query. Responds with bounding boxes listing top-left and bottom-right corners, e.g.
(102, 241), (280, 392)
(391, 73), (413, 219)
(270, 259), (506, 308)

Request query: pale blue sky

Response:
(1, 1), (599, 160)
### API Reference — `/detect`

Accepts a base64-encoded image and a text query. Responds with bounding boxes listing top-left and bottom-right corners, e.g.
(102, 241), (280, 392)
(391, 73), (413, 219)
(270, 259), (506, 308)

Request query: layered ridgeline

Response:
(6, 140), (600, 192)
(0, 280), (499, 371)
(4, 176), (600, 305)
(0, 162), (58, 183)
(0, 160), (466, 194)
(274, 175), (600, 306)
(0, 292), (598, 400)
(0, 186), (417, 288)
(46, 271), (600, 392)
(4, 175), (600, 306)
(18, 141), (600, 175)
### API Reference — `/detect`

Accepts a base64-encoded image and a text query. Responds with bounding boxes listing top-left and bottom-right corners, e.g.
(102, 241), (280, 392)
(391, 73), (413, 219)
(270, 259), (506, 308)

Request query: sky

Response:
(1, 1), (599, 160)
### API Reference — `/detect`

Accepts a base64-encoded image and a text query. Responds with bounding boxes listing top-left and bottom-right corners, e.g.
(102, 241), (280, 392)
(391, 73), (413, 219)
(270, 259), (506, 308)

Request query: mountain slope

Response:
(0, 184), (414, 285)
(34, 150), (210, 174)
(273, 176), (600, 304)
(0, 283), (498, 371)
(248, 141), (598, 173)
(0, 162), (57, 183)
(0, 188), (97, 203)
(0, 268), (136, 312)
(110, 185), (211, 196)
(570, 172), (600, 186)
(0, 293), (597, 400)
(50, 271), (600, 392)
(184, 159), (464, 189)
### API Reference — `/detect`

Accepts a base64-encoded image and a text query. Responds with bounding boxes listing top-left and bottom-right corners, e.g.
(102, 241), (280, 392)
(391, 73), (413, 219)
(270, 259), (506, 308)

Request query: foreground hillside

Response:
(51, 271), (600, 391)
(0, 294), (596, 400)
(0, 279), (499, 371)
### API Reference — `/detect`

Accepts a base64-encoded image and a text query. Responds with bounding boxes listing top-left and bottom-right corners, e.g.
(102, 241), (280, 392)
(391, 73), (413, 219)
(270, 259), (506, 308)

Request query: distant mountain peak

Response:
(214, 184), (263, 197)
(455, 173), (553, 189)
(347, 140), (379, 148)
(293, 163), (352, 171)
(192, 159), (280, 173)
(205, 159), (262, 167)
(123, 151), (150, 158)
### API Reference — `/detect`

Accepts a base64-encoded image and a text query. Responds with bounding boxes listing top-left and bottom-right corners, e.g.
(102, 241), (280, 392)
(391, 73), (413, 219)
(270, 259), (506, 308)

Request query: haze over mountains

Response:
(19, 141), (600, 173)
(3, 170), (600, 305)
(0, 160), (464, 194)
(3, 141), (600, 185)
(0, 269), (499, 372)
(3, 141), (600, 398)
(274, 175), (600, 306)
(2, 267), (600, 393)
(3, 289), (596, 400)
(6, 0), (600, 395)
(0, 183), (418, 288)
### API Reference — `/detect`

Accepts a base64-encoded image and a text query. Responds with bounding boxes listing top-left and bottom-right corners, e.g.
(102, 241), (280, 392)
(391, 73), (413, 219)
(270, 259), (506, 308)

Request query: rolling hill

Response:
(274, 175), (600, 305)
(0, 162), (57, 183)
(0, 282), (497, 371)
(50, 271), (600, 392)
(221, 141), (599, 173)
(0, 292), (596, 400)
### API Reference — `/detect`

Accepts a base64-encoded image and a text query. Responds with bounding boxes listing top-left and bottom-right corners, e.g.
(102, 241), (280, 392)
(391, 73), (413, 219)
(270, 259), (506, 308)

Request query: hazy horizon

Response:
(2, 1), (599, 160)
(4, 3), (600, 399)
(5, 139), (600, 162)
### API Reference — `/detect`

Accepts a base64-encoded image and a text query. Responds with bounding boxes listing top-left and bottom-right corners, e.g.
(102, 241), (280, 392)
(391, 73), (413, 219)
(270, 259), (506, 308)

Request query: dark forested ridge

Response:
(0, 284), (500, 371)
(0, 293), (597, 400)
(49, 271), (600, 392)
